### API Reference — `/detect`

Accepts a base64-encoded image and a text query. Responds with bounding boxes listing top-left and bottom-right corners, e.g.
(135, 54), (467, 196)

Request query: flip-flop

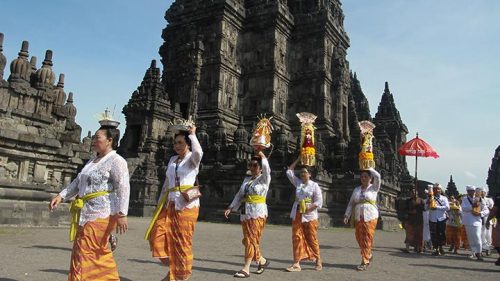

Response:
(285, 265), (301, 272)
(234, 270), (250, 278)
(356, 263), (369, 271)
(255, 260), (270, 274)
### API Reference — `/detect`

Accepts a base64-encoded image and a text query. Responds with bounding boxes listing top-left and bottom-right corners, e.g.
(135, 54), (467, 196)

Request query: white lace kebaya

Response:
(59, 150), (130, 226)
(344, 168), (381, 222)
(158, 134), (203, 210)
(228, 158), (271, 222)
(286, 169), (323, 223)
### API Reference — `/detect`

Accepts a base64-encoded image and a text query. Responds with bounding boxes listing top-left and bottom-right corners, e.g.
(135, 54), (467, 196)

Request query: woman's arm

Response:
(110, 157), (131, 235)
(157, 158), (174, 204)
(58, 176), (80, 201)
(369, 168), (381, 192)
(49, 175), (80, 211)
(344, 188), (356, 223)
(188, 126), (203, 167)
(259, 151), (271, 186)
(110, 157), (130, 217)
(228, 186), (244, 212)
(286, 157), (301, 186)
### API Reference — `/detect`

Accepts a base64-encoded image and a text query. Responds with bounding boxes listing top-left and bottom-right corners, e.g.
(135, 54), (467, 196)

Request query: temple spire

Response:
(9, 40), (31, 82)
(34, 50), (56, 89)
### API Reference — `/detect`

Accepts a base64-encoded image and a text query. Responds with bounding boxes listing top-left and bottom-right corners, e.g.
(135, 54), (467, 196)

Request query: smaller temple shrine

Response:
(0, 33), (92, 226)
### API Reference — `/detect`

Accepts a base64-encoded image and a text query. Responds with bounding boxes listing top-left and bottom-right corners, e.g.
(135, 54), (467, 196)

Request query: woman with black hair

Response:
(343, 168), (381, 271)
(146, 125), (203, 281)
(49, 124), (130, 280)
(224, 150), (271, 278)
(284, 157), (323, 272)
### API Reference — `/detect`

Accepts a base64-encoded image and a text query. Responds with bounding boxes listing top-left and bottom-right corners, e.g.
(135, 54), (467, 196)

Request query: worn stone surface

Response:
(0, 34), (91, 226)
(487, 145), (500, 198)
(0, 217), (499, 281)
(119, 0), (412, 229)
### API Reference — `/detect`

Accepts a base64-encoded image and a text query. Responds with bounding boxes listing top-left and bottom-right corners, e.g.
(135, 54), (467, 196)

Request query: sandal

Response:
(315, 258), (323, 271)
(234, 270), (250, 278)
(285, 265), (301, 272)
(160, 257), (170, 266)
(356, 263), (369, 271)
(255, 259), (270, 274)
(109, 235), (118, 251)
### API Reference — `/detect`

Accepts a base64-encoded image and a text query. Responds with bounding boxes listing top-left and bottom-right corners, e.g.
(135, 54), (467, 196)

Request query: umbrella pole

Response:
(414, 155), (418, 187)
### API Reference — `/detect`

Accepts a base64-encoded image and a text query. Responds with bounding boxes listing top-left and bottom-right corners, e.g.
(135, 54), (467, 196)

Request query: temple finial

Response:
(57, 73), (65, 88)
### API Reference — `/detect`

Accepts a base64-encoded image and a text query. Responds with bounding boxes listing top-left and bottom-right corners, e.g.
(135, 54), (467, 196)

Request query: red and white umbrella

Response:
(399, 133), (439, 183)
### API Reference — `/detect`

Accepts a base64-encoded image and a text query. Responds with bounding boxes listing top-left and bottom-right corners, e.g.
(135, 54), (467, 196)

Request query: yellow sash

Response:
(356, 199), (377, 206)
(349, 200), (377, 227)
(69, 191), (109, 241)
(243, 194), (266, 204)
(144, 185), (193, 240)
(297, 197), (312, 213)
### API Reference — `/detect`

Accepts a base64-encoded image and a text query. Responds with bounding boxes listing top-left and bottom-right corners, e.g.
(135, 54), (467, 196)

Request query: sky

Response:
(1, 0), (498, 193)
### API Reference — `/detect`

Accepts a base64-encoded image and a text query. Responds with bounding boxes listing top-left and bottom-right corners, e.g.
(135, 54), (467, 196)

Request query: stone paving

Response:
(0, 217), (499, 281)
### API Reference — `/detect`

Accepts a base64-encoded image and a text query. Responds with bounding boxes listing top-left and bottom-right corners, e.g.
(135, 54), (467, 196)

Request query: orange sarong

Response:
(404, 222), (423, 251)
(241, 217), (266, 261)
(149, 202), (199, 281)
(446, 225), (461, 249)
(493, 224), (499, 247)
(68, 216), (118, 281)
(292, 212), (320, 262)
(355, 219), (378, 264)
(460, 225), (469, 249)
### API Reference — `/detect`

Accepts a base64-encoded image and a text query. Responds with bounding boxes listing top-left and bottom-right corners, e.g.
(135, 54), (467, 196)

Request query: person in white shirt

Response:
(343, 168), (381, 271)
(422, 186), (432, 251)
(425, 183), (450, 256)
(49, 124), (130, 280)
(461, 185), (489, 261)
(225, 150), (271, 278)
(284, 157), (323, 272)
(146, 126), (203, 281)
(479, 187), (494, 256)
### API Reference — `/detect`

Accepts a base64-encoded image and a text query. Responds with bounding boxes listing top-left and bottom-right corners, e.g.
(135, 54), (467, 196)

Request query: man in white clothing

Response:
(426, 183), (449, 256)
(479, 187), (494, 256)
(461, 185), (489, 261)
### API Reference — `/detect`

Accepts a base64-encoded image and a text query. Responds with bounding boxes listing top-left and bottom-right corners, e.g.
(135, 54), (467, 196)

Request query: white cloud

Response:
(465, 171), (477, 179)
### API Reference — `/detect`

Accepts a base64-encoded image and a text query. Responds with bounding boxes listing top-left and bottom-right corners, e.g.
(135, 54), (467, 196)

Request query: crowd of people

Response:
(402, 183), (499, 265)
(47, 121), (499, 280)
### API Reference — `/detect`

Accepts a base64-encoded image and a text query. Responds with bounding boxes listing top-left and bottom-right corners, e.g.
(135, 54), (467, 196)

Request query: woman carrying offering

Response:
(49, 121), (130, 281)
(224, 150), (271, 278)
(343, 168), (381, 271)
(146, 125), (203, 281)
(284, 157), (323, 272)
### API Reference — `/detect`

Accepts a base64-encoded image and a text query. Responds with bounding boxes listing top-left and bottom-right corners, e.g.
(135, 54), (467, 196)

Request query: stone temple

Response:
(118, 0), (413, 229)
(487, 145), (500, 198)
(0, 33), (92, 225)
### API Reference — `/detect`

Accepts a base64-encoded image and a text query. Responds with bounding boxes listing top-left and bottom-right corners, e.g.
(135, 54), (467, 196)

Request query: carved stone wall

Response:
(487, 145), (500, 198)
(0, 34), (91, 226)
